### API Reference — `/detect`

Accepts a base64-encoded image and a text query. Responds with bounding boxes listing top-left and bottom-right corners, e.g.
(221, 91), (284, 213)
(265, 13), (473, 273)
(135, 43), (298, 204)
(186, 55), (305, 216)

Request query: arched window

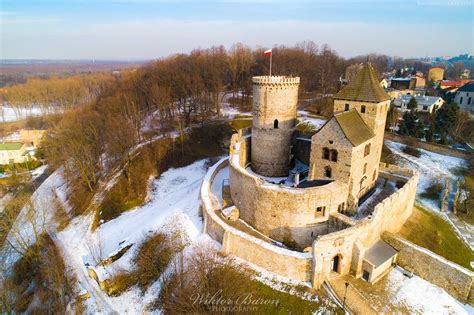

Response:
(273, 119), (279, 129)
(331, 150), (338, 162)
(363, 163), (367, 174)
(364, 143), (371, 156)
(361, 105), (366, 113)
(323, 148), (330, 160)
(372, 169), (377, 181)
(324, 166), (332, 178)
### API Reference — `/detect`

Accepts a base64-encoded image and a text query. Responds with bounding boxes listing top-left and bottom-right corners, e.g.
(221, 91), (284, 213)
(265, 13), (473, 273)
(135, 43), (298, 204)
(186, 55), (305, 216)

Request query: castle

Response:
(201, 63), (419, 288)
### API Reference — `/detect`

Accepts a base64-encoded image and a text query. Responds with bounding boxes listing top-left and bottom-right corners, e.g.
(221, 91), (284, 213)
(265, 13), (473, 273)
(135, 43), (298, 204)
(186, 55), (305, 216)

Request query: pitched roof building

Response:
(454, 82), (474, 115)
(334, 110), (375, 146)
(335, 63), (390, 103)
(0, 142), (28, 165)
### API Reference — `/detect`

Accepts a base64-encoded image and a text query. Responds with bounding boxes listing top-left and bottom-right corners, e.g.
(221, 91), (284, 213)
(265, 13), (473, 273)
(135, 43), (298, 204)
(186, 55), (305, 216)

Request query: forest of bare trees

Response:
(38, 42), (350, 195)
(1, 73), (116, 116)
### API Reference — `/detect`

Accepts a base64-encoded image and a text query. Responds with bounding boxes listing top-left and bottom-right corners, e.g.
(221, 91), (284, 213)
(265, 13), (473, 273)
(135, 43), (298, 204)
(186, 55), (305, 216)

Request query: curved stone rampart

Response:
(201, 158), (313, 282)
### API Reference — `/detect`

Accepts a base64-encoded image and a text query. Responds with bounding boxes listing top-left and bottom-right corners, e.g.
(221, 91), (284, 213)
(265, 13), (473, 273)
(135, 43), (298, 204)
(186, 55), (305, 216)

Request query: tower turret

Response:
(251, 76), (300, 177)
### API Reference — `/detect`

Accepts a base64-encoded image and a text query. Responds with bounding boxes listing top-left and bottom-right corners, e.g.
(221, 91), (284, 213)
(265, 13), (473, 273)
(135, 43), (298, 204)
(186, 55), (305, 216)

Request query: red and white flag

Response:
(263, 49), (272, 56)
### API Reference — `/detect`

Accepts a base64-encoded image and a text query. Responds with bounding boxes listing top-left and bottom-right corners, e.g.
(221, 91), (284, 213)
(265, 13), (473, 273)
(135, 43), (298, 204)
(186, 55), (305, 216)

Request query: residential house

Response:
(428, 67), (445, 83)
(393, 95), (444, 113)
(390, 77), (416, 90)
(0, 142), (29, 165)
(454, 82), (474, 115)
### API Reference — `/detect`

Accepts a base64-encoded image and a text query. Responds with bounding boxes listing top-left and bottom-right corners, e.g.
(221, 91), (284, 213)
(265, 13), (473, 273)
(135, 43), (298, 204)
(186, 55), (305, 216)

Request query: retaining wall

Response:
(382, 232), (474, 303)
(385, 132), (472, 159)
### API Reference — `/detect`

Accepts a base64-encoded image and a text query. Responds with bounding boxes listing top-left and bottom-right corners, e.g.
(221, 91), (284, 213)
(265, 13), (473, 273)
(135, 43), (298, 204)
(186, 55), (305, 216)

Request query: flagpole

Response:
(269, 53), (272, 76)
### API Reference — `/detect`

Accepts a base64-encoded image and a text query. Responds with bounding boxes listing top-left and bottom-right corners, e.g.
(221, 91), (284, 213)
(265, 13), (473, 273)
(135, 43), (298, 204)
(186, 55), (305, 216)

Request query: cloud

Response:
(1, 17), (62, 25)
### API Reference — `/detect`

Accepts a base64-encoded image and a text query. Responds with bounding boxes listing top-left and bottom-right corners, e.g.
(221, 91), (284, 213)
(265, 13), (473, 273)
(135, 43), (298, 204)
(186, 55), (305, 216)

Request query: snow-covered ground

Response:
(1, 168), (68, 268)
(53, 158), (323, 314)
(385, 140), (466, 211)
(0, 131), (21, 141)
(386, 267), (473, 314)
(0, 105), (43, 122)
(384, 140), (473, 249)
(298, 110), (327, 130)
(55, 160), (208, 314)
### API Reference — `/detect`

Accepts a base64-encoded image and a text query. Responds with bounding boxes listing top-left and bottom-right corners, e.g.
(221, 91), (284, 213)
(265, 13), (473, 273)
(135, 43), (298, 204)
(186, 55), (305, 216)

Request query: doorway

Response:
(362, 270), (370, 281)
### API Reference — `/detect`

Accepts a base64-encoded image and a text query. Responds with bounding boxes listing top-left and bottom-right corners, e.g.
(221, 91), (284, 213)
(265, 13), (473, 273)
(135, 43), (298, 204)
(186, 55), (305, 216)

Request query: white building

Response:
(454, 82), (474, 116)
(0, 142), (29, 165)
(393, 95), (444, 113)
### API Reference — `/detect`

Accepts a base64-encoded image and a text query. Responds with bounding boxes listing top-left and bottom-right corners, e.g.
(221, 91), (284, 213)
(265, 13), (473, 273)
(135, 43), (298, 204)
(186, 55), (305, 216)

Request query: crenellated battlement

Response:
(252, 76), (300, 86)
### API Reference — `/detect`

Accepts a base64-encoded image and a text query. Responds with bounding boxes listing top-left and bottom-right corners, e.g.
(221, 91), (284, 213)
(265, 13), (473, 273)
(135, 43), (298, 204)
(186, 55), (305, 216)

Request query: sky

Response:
(1, 0), (473, 60)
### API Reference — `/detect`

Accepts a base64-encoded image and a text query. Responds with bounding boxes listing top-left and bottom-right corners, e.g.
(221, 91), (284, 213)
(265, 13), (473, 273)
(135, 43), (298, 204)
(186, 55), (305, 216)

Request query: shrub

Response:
(2, 234), (78, 314)
(133, 232), (178, 291)
(104, 232), (182, 296)
(420, 181), (443, 200)
(402, 145), (421, 158)
(105, 271), (137, 296)
(95, 122), (233, 227)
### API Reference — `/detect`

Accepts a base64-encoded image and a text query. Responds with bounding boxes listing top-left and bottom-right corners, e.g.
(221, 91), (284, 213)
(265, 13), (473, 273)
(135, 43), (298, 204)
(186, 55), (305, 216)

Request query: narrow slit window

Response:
(324, 166), (332, 178)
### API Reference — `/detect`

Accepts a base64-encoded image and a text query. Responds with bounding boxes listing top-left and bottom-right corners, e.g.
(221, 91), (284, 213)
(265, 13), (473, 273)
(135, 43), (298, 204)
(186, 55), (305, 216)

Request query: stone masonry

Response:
(251, 76), (300, 177)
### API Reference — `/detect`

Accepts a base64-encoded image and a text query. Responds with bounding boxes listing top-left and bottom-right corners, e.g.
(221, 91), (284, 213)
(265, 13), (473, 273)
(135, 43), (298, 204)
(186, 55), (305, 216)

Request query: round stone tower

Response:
(251, 76), (300, 177)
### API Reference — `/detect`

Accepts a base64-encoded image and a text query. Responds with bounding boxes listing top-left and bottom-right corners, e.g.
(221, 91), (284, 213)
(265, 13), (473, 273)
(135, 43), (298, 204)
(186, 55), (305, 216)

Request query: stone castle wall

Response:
(382, 232), (473, 303)
(202, 138), (421, 289)
(251, 76), (299, 177)
(230, 133), (348, 248)
(311, 163), (419, 286)
(201, 158), (313, 283)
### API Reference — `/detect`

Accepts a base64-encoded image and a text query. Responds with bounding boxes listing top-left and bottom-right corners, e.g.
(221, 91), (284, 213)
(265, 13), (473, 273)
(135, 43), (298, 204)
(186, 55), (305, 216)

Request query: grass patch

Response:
(0, 159), (43, 175)
(398, 206), (473, 269)
(455, 159), (474, 225)
(150, 247), (340, 314)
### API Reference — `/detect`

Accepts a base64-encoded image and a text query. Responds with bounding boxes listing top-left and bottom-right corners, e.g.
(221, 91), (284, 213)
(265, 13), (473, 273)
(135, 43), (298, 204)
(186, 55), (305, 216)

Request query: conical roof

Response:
(334, 63), (390, 103)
